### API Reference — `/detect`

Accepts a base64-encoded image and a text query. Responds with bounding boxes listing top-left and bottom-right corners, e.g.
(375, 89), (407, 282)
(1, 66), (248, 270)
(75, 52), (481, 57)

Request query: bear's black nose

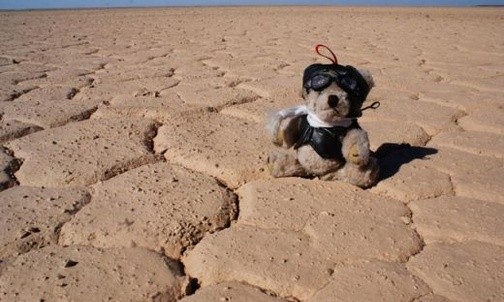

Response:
(328, 95), (339, 108)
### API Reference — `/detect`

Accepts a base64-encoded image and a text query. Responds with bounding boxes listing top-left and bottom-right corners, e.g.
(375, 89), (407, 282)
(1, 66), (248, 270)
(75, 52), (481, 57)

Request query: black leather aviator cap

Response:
(302, 63), (371, 117)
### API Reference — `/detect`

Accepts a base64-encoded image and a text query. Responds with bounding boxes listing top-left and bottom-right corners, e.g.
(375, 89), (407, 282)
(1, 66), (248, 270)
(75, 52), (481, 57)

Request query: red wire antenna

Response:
(315, 44), (338, 65)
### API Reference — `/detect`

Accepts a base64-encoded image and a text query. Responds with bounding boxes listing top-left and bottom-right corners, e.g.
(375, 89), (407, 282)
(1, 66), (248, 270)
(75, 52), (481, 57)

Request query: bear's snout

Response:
(328, 95), (340, 108)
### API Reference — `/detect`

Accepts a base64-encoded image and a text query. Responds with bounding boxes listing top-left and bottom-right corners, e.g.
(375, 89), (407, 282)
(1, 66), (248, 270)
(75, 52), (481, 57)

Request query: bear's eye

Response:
(310, 75), (331, 91)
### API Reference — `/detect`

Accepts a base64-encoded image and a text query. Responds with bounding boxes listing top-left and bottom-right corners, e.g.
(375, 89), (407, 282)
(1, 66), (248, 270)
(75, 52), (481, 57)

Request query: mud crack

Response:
(177, 175), (240, 297)
(0, 146), (23, 191)
(403, 202), (426, 263)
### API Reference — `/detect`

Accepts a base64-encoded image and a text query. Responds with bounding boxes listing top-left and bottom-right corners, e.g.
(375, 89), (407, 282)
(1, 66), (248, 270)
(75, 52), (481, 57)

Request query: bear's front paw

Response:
(269, 117), (284, 146)
(272, 129), (284, 146)
(348, 144), (368, 166)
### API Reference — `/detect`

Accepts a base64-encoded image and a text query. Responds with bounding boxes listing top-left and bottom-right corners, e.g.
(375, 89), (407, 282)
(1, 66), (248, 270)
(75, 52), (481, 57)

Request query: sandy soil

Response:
(0, 6), (503, 301)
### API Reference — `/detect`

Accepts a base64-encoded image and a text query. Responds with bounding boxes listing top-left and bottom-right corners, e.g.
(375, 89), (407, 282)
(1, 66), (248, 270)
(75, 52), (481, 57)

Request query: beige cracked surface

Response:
(0, 186), (90, 258)
(7, 118), (161, 187)
(178, 281), (291, 302)
(306, 261), (432, 302)
(0, 245), (188, 301)
(0, 6), (503, 301)
(59, 162), (237, 259)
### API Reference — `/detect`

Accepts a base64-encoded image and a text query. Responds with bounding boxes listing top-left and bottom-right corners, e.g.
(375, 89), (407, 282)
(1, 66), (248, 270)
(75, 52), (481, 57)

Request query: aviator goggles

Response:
(303, 66), (369, 102)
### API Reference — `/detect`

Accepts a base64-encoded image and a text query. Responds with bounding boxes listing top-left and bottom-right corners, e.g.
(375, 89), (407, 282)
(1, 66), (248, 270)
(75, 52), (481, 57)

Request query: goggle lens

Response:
(340, 76), (357, 91)
(310, 74), (332, 91)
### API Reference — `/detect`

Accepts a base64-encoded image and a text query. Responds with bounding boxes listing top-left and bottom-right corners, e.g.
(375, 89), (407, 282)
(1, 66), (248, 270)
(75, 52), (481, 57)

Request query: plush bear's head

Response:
(302, 63), (374, 123)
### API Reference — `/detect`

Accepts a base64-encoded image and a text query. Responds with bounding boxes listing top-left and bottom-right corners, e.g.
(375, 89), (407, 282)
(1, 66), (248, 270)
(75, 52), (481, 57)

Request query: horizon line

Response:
(1, 3), (503, 12)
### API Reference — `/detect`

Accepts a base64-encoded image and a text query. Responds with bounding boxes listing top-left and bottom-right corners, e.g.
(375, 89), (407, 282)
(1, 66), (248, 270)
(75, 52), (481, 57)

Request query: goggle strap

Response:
(315, 44), (338, 65)
(361, 101), (381, 112)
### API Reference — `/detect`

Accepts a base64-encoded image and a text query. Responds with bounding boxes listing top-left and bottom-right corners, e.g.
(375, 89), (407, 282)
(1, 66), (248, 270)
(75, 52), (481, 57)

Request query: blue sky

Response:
(0, 0), (502, 10)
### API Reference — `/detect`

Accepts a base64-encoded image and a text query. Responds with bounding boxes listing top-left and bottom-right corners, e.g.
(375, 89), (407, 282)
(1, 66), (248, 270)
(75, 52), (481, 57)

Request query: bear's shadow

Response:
(372, 143), (438, 181)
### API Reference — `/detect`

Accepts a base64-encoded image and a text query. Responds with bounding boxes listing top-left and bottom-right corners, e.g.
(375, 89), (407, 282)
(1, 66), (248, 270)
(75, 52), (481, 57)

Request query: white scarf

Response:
(273, 105), (353, 128)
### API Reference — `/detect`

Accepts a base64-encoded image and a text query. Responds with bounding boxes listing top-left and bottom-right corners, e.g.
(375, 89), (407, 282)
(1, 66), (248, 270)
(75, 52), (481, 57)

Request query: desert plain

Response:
(0, 5), (503, 301)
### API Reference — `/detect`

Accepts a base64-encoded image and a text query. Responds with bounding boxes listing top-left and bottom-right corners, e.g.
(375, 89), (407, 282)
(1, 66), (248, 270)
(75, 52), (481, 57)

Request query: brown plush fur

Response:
(268, 69), (379, 188)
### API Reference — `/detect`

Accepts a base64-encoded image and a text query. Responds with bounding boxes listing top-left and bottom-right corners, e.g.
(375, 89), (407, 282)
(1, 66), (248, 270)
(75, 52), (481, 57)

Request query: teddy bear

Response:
(267, 45), (379, 188)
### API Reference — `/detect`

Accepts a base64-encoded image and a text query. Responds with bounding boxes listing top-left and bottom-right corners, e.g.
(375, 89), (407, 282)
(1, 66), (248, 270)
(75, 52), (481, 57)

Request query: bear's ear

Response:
(358, 68), (375, 89)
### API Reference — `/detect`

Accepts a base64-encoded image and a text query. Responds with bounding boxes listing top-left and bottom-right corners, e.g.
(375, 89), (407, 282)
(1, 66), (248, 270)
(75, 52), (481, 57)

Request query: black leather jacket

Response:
(294, 115), (361, 161)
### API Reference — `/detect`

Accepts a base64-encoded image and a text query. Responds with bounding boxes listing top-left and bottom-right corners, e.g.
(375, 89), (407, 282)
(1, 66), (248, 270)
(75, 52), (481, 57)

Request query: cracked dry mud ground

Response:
(0, 6), (503, 302)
